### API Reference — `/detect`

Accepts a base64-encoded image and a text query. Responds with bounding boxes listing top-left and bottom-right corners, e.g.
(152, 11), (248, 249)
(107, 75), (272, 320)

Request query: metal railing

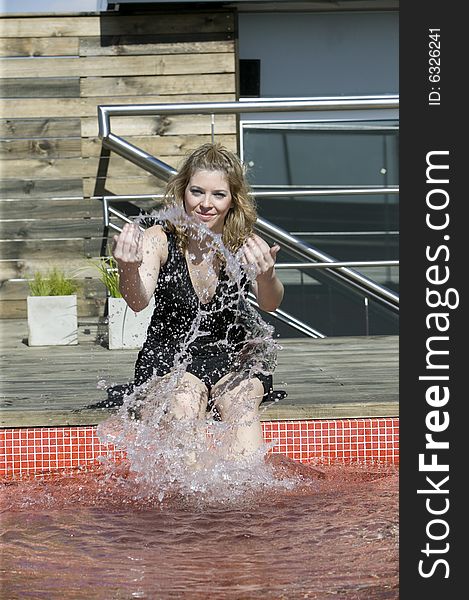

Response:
(96, 96), (399, 336)
(97, 95), (399, 181)
(100, 191), (399, 306)
(100, 200), (326, 338)
(98, 95), (399, 138)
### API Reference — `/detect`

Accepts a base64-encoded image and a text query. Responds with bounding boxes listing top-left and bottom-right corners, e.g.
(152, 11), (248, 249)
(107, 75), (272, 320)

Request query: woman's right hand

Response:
(112, 223), (144, 267)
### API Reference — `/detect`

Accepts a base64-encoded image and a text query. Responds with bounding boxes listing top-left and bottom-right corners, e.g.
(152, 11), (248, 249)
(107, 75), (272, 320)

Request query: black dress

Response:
(133, 227), (273, 396)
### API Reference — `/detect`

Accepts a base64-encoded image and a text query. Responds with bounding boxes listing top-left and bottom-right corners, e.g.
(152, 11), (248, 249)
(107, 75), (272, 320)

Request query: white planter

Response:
(107, 296), (155, 350)
(27, 295), (78, 346)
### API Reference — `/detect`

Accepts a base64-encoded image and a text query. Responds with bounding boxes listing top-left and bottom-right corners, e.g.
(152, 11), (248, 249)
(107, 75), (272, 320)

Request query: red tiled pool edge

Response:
(0, 417), (399, 480)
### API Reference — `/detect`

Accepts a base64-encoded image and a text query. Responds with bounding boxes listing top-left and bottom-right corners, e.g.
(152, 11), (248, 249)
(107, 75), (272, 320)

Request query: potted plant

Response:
(27, 268), (79, 346)
(96, 257), (154, 350)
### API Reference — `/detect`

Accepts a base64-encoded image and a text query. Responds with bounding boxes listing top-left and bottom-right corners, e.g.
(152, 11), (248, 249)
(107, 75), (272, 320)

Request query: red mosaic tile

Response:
(0, 418), (399, 479)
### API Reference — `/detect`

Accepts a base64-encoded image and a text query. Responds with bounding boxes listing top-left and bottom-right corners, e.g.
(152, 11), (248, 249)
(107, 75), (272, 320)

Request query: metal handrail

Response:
(103, 202), (398, 272)
(98, 95), (399, 138)
(104, 201), (399, 307)
(103, 201), (398, 338)
(101, 205), (326, 338)
(98, 191), (400, 240)
(275, 261), (398, 269)
(253, 218), (398, 310)
(94, 186), (399, 201)
(104, 205), (399, 272)
(252, 188), (399, 197)
(97, 96), (399, 183)
(96, 96), (399, 334)
(247, 292), (325, 339)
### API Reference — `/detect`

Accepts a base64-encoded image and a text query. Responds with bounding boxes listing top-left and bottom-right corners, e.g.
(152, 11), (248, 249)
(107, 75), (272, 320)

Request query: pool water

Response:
(1, 456), (398, 599)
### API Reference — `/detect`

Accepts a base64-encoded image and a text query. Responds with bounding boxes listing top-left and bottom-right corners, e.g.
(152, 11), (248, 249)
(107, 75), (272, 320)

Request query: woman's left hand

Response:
(240, 234), (280, 279)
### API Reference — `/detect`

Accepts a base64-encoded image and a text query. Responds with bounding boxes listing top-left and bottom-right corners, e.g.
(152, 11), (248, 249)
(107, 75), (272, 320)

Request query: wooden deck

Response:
(0, 319), (398, 428)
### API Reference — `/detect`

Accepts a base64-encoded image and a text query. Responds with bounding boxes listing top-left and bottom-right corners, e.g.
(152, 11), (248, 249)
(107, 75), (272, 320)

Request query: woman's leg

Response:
(153, 372), (210, 468)
(211, 373), (265, 459)
(139, 370), (208, 421)
(169, 371), (209, 420)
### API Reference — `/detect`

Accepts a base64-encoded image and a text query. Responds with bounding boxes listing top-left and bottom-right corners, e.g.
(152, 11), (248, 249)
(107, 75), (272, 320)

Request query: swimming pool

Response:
(1, 418), (399, 599)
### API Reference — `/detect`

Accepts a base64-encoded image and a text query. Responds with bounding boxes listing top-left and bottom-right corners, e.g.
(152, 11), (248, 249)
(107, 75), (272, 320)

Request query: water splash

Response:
(97, 205), (297, 506)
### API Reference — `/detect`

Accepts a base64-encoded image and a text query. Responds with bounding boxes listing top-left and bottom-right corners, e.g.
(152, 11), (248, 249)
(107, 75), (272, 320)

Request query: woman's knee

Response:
(170, 372), (209, 420)
(212, 376), (264, 422)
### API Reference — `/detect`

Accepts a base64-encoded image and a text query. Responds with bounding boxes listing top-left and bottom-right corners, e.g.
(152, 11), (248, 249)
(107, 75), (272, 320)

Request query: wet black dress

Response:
(133, 228), (273, 396)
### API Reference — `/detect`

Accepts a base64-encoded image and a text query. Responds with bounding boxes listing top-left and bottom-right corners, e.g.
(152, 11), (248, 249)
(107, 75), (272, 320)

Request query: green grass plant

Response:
(96, 257), (122, 298)
(29, 268), (78, 296)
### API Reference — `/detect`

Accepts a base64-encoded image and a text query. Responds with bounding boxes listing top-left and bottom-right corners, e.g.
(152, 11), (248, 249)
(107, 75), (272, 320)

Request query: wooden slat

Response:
(263, 402), (399, 421)
(82, 133), (237, 158)
(0, 257), (100, 281)
(95, 12), (234, 37)
(3, 142), (237, 178)
(0, 36), (79, 57)
(0, 198), (95, 220)
(1, 138), (81, 160)
(0, 118), (81, 139)
(82, 113), (237, 138)
(0, 12), (234, 39)
(1, 94), (236, 119)
(0, 16), (101, 38)
(97, 151), (242, 177)
(83, 175), (165, 198)
(0, 299), (25, 319)
(0, 238), (103, 260)
(0, 53), (235, 78)
(79, 37), (234, 57)
(0, 178), (83, 199)
(0, 37), (233, 61)
(0, 278), (105, 300)
(0, 77), (80, 98)
(2, 157), (89, 179)
(81, 73), (235, 98)
(3, 155), (165, 179)
(0, 217), (103, 240)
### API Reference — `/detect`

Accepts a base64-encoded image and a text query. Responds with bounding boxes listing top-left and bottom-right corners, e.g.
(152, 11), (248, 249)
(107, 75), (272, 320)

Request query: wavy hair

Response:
(163, 143), (257, 253)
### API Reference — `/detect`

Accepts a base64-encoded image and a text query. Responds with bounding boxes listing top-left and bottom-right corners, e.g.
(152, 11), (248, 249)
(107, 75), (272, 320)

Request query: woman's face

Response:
(184, 169), (233, 234)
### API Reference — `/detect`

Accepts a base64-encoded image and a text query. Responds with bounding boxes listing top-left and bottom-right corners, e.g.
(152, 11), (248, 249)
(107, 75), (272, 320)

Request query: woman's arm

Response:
(112, 223), (168, 312)
(241, 234), (284, 312)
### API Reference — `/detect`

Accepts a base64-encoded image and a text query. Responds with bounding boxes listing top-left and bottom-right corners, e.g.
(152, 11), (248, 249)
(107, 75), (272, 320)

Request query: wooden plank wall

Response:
(0, 10), (238, 318)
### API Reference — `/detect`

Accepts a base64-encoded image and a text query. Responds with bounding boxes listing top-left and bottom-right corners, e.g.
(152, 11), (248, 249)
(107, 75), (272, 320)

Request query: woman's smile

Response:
(195, 211), (216, 221)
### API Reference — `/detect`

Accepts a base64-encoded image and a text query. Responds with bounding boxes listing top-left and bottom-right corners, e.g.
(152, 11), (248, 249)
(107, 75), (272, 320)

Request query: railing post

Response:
(364, 297), (370, 336)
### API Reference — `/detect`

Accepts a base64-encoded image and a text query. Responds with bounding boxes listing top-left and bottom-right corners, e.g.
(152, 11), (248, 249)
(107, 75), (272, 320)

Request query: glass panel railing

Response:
(252, 191), (399, 295)
(258, 251), (399, 338)
(242, 121), (399, 187)
(242, 119), (399, 336)
(96, 101), (400, 338)
(242, 120), (399, 261)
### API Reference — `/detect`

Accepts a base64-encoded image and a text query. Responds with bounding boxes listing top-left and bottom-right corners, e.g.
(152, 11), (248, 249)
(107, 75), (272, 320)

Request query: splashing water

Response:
(97, 206), (299, 506)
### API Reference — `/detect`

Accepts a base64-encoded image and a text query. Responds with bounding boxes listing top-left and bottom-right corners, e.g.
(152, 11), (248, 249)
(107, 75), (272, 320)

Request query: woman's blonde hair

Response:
(163, 143), (257, 253)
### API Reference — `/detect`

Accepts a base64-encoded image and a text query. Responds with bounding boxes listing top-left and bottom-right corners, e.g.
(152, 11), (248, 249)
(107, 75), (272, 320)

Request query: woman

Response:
(112, 143), (284, 458)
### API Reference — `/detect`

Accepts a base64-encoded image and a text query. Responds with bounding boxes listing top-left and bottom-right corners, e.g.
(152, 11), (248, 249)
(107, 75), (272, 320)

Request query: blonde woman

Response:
(112, 143), (284, 458)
